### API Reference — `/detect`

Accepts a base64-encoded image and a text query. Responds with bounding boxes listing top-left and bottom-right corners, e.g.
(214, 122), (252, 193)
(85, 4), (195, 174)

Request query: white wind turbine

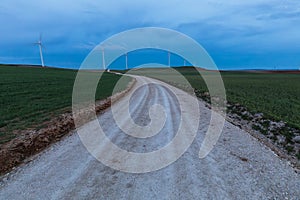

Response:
(34, 34), (45, 67)
(125, 52), (128, 70)
(168, 51), (171, 67)
(101, 48), (106, 70)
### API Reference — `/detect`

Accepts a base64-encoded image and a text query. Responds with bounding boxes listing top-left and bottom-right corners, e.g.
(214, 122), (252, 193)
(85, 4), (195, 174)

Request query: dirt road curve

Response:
(0, 75), (299, 199)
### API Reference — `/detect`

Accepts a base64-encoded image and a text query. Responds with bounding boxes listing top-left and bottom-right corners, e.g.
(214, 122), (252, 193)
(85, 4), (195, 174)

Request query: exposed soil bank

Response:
(0, 79), (136, 175)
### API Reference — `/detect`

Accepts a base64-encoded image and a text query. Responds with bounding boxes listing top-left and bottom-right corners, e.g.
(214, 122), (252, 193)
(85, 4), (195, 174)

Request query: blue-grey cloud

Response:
(0, 0), (299, 69)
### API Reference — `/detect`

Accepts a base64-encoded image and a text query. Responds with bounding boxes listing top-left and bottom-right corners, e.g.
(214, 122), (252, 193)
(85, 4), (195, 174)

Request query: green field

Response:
(2, 65), (299, 155)
(0, 65), (131, 144)
(129, 67), (300, 130)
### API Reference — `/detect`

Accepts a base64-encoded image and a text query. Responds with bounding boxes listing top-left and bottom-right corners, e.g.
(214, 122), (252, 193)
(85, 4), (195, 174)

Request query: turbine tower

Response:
(125, 53), (128, 70)
(35, 34), (45, 67)
(168, 51), (171, 67)
(101, 48), (106, 70)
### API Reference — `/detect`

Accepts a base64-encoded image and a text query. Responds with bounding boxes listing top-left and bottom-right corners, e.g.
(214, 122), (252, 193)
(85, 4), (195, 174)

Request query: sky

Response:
(0, 0), (300, 70)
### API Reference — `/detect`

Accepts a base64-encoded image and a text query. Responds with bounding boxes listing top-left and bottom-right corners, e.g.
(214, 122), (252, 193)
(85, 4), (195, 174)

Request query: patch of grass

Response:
(0, 65), (131, 144)
(286, 145), (294, 153)
(241, 113), (252, 121)
(252, 124), (261, 131)
(261, 120), (271, 129)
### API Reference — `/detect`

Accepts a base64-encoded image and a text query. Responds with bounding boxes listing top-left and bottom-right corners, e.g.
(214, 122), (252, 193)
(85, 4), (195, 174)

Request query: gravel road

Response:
(0, 75), (299, 199)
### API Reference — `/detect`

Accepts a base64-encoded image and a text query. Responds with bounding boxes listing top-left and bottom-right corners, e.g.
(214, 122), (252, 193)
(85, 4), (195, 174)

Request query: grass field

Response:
(0, 65), (131, 144)
(129, 67), (300, 159)
(129, 67), (300, 130)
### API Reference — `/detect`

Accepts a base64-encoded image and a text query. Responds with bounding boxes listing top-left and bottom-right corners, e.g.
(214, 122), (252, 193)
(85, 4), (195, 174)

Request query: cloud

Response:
(0, 0), (299, 68)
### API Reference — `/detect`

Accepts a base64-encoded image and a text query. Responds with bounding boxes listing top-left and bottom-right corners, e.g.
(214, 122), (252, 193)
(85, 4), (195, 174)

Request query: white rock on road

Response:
(0, 75), (299, 200)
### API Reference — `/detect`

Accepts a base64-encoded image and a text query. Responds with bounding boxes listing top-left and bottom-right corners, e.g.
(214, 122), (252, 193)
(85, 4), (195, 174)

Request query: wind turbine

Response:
(34, 34), (45, 67)
(101, 48), (106, 70)
(168, 51), (171, 67)
(125, 52), (128, 70)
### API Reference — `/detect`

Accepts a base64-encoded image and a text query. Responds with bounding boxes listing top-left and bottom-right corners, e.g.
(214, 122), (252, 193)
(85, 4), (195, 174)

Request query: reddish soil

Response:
(0, 78), (136, 175)
(0, 101), (110, 175)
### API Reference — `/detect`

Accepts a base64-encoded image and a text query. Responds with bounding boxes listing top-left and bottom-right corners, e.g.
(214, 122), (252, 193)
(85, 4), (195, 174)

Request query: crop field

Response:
(0, 65), (131, 144)
(129, 67), (300, 130)
(129, 67), (300, 159)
